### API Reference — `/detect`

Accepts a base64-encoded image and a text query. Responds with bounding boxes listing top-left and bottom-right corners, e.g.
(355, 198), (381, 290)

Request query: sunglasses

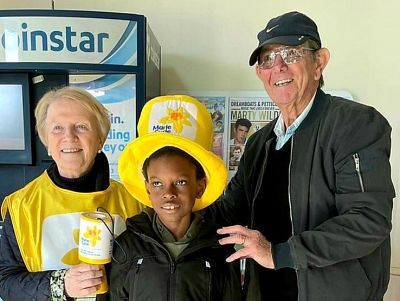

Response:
(258, 46), (317, 69)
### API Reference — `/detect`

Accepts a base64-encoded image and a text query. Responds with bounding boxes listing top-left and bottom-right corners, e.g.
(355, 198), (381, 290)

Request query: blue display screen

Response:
(0, 84), (25, 150)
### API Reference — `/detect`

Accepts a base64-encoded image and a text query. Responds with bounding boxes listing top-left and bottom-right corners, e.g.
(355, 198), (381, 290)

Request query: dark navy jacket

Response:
(207, 89), (395, 301)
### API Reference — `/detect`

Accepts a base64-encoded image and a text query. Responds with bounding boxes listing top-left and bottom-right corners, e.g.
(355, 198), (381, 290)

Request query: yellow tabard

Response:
(1, 171), (142, 272)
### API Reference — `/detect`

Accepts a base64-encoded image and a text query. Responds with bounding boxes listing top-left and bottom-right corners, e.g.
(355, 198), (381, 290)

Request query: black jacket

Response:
(105, 211), (241, 301)
(0, 214), (52, 301)
(206, 89), (395, 301)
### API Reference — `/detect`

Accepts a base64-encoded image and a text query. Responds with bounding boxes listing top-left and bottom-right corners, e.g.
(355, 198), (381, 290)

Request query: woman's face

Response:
(46, 98), (103, 178)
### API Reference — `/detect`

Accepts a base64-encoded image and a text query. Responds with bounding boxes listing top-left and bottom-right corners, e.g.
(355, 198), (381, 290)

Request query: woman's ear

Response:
(314, 48), (330, 81)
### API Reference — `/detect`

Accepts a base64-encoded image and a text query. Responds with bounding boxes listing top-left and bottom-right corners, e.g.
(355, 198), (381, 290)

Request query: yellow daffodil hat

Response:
(118, 95), (228, 211)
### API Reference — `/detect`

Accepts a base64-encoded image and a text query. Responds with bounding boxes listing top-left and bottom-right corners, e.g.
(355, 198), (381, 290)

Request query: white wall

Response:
(0, 0), (399, 299)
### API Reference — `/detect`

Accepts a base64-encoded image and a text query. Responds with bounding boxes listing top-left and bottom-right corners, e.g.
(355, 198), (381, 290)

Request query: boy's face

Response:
(145, 154), (206, 230)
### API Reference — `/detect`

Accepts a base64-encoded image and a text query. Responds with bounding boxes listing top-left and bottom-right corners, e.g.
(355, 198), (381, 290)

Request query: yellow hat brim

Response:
(118, 132), (227, 211)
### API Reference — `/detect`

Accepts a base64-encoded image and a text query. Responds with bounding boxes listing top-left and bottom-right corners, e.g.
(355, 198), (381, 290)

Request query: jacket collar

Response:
(297, 89), (329, 132)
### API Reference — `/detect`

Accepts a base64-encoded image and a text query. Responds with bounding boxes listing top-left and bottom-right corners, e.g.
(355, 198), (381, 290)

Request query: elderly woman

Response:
(0, 87), (142, 301)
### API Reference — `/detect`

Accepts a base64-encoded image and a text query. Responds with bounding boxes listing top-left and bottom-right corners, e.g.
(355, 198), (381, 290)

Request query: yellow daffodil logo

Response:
(83, 226), (102, 247)
(159, 106), (192, 134)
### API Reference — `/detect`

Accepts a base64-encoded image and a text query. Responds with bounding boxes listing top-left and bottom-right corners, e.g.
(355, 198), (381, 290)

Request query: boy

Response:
(106, 95), (241, 301)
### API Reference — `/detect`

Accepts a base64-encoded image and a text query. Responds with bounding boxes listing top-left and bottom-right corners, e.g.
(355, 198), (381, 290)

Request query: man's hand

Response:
(64, 263), (104, 297)
(217, 225), (274, 269)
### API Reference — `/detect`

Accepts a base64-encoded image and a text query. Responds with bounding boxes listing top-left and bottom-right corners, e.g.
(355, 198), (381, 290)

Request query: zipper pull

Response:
(353, 153), (365, 192)
(353, 153), (360, 171)
(136, 258), (143, 274)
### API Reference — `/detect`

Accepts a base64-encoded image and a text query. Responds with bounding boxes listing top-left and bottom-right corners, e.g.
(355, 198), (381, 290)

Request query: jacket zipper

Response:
(132, 258), (143, 298)
(135, 232), (175, 301)
(205, 260), (211, 301)
(168, 261), (175, 301)
(135, 258), (143, 273)
(137, 232), (216, 301)
(288, 138), (295, 236)
(353, 153), (365, 192)
(288, 138), (299, 301)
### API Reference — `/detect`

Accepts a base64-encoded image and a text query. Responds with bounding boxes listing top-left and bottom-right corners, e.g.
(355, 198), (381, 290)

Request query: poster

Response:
(70, 73), (136, 181)
(197, 96), (227, 161)
(171, 90), (352, 182)
(228, 96), (279, 179)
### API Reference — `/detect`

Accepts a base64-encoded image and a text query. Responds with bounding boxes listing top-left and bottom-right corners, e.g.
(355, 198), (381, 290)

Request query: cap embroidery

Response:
(159, 106), (192, 134)
(266, 24), (279, 33)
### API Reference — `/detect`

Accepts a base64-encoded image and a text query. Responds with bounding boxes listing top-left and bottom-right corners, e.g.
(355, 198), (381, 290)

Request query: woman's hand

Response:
(64, 263), (104, 297)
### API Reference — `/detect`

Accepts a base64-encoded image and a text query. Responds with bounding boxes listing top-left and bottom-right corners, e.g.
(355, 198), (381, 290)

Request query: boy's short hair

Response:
(142, 146), (206, 181)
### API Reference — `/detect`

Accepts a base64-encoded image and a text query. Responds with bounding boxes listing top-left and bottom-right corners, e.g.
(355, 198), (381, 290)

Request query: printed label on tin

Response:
(78, 212), (113, 264)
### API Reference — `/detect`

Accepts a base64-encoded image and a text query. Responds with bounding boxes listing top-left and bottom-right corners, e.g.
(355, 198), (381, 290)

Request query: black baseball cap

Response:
(249, 11), (321, 66)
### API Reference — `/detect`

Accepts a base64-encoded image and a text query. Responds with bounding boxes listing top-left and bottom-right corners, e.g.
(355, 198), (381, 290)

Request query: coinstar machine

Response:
(0, 10), (161, 204)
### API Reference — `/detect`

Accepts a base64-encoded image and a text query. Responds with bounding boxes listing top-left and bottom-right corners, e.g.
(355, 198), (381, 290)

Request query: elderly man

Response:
(206, 11), (395, 301)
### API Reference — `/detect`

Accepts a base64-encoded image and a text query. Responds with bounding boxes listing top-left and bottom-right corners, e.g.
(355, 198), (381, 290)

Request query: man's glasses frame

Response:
(258, 46), (317, 70)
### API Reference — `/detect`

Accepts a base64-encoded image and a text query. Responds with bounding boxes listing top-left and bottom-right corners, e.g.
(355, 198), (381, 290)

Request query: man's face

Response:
(256, 44), (322, 110)
(233, 148), (241, 159)
(234, 125), (249, 144)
